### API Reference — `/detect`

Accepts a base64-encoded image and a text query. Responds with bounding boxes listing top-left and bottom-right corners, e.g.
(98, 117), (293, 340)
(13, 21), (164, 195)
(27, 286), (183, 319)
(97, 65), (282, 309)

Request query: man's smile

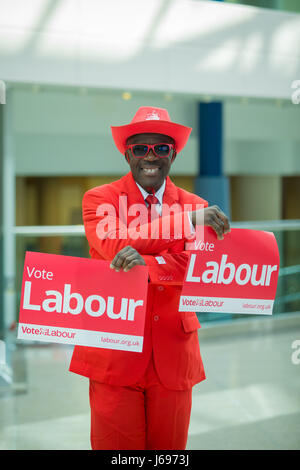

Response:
(140, 164), (161, 177)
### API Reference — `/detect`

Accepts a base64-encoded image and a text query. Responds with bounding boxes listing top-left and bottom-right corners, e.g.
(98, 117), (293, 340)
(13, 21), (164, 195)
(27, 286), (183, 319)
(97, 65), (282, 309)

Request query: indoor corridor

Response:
(1, 317), (299, 450)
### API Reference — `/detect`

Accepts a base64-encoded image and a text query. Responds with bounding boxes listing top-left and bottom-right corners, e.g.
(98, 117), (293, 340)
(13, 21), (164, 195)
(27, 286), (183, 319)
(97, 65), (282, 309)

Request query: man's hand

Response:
(110, 246), (146, 272)
(190, 205), (230, 240)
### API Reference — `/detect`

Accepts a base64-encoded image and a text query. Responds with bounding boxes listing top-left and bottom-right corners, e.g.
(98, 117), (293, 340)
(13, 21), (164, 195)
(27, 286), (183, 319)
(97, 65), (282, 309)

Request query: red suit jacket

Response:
(69, 172), (208, 390)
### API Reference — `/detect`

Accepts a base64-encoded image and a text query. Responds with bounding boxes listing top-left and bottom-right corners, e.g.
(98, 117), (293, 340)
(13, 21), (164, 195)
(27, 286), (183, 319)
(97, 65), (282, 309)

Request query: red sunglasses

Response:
(126, 143), (175, 159)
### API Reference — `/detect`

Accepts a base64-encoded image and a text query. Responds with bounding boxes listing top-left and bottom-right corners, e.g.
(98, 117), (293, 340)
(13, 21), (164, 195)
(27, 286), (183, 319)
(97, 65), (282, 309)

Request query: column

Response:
(2, 88), (16, 331)
(195, 101), (230, 217)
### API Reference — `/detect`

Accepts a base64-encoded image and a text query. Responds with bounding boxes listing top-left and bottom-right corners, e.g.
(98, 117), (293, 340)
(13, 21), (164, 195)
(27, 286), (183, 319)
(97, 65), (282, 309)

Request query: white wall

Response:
(1, 0), (300, 99)
(224, 101), (300, 175)
(11, 87), (300, 178)
(12, 88), (199, 176)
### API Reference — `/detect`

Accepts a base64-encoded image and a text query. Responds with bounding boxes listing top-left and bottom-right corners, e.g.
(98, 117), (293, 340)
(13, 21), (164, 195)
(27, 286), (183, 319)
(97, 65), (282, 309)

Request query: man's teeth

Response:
(143, 168), (159, 174)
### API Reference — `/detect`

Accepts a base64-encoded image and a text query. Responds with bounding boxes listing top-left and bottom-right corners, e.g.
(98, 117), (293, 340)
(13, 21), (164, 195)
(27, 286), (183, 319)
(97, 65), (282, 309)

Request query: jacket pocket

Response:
(181, 312), (201, 333)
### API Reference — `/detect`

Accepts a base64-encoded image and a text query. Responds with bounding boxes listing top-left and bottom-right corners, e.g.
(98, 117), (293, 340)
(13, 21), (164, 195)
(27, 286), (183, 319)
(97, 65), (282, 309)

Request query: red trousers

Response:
(89, 354), (192, 450)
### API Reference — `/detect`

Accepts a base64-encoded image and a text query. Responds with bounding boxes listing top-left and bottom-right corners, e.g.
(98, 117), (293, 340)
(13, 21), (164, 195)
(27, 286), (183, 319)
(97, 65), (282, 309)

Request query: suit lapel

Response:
(117, 172), (182, 219)
(117, 173), (146, 227)
(116, 172), (184, 253)
(118, 172), (146, 208)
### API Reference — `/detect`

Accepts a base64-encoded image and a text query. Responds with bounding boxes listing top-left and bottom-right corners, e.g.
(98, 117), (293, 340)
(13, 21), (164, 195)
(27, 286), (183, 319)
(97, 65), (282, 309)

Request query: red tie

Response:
(145, 194), (160, 222)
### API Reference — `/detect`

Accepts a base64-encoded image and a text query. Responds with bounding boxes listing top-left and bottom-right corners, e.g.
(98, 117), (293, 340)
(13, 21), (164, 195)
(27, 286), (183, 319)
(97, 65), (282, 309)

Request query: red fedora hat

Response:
(111, 106), (192, 155)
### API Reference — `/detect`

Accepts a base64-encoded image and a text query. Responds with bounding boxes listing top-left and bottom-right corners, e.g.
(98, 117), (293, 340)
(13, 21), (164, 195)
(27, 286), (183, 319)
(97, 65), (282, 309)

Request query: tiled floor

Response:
(1, 323), (300, 450)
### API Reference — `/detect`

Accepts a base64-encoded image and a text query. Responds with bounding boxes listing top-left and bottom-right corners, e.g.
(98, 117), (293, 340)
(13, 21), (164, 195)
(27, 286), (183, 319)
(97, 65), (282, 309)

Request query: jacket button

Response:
(154, 315), (159, 321)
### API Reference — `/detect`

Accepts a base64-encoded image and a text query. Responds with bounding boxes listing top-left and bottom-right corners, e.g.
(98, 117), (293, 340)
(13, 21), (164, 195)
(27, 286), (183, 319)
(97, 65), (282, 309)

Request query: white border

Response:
(17, 323), (144, 352)
(179, 296), (273, 315)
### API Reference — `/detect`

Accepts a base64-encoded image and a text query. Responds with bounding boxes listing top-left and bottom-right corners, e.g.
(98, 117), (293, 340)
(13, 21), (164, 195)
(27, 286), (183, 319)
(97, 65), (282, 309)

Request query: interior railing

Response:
(13, 219), (300, 323)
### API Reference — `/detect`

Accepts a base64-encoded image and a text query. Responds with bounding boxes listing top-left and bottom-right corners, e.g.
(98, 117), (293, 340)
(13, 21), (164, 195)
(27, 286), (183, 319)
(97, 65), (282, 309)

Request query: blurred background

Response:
(0, 0), (300, 450)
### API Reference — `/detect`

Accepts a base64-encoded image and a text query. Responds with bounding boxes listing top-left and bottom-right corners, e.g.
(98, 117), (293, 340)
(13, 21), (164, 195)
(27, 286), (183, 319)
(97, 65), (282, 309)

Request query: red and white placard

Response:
(18, 251), (148, 352)
(180, 227), (279, 315)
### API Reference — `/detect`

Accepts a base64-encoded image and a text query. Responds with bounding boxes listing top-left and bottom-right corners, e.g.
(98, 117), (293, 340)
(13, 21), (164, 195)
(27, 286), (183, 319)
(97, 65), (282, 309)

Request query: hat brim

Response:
(111, 120), (192, 155)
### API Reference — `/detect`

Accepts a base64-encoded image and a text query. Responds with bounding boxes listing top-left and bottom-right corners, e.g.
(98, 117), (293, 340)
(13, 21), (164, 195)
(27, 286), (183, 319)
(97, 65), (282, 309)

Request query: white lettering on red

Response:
(186, 254), (278, 287)
(22, 281), (143, 321)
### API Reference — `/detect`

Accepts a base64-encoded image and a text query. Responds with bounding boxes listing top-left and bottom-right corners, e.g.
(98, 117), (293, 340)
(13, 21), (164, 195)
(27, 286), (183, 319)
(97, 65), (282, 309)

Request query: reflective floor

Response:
(1, 322), (300, 450)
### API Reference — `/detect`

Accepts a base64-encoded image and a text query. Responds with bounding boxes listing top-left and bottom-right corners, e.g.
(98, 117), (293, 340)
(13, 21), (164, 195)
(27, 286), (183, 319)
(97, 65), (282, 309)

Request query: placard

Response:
(180, 227), (279, 315)
(18, 251), (148, 352)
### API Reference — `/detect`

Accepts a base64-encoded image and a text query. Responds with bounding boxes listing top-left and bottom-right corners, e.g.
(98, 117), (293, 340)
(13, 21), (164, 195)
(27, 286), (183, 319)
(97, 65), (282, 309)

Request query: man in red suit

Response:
(69, 106), (230, 450)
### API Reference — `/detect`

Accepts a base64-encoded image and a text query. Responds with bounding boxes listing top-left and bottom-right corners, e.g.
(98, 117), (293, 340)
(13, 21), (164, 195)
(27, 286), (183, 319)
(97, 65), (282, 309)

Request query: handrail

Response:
(230, 220), (300, 231)
(279, 265), (300, 276)
(14, 225), (85, 236)
(13, 219), (300, 237)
